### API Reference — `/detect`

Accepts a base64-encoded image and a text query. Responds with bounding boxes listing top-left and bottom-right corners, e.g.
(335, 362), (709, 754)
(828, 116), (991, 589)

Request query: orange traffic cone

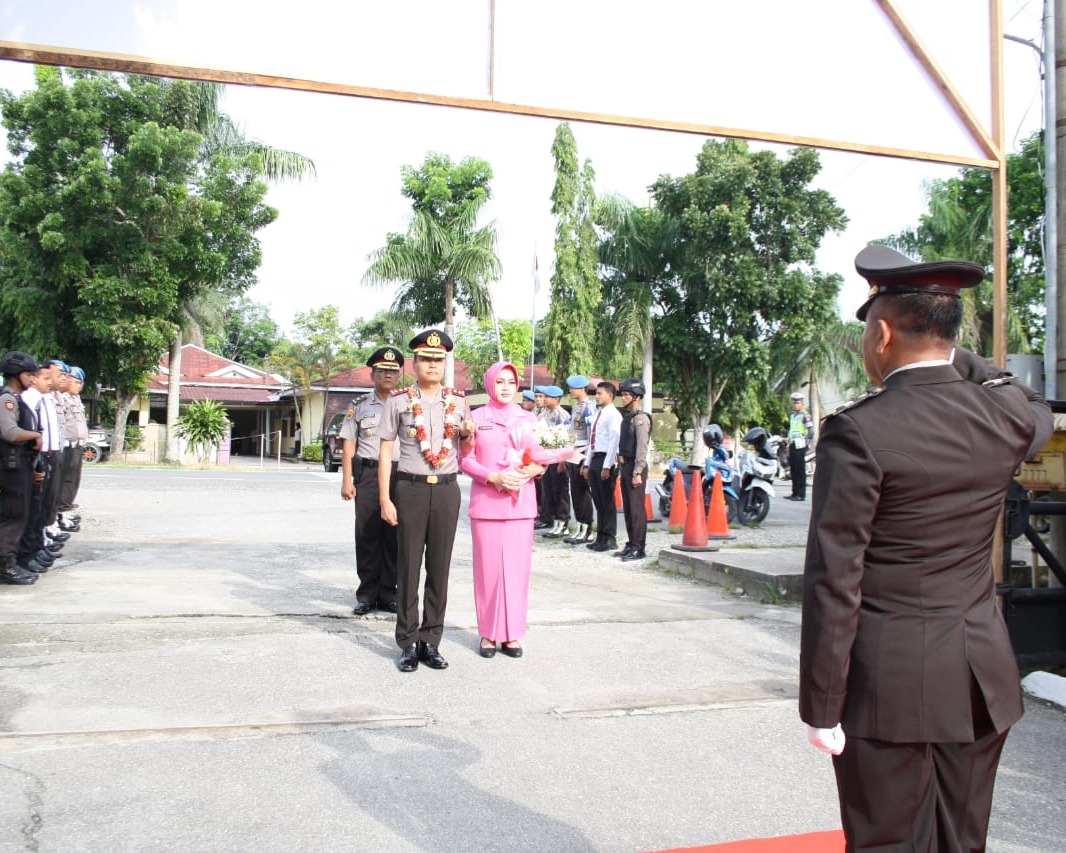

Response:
(644, 492), (656, 522)
(614, 475), (623, 509)
(672, 470), (718, 552)
(667, 468), (688, 529)
(706, 470), (735, 540)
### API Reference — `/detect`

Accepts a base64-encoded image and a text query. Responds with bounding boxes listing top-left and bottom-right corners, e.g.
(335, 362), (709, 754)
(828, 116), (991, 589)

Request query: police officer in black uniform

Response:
(340, 345), (403, 616)
(616, 378), (652, 561)
(0, 352), (44, 585)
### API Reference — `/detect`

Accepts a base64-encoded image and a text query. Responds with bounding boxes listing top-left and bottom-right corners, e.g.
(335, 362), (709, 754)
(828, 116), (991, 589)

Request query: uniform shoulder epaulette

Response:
(982, 376), (1013, 388)
(824, 387), (883, 420)
(391, 387), (409, 397)
(450, 388), (465, 398)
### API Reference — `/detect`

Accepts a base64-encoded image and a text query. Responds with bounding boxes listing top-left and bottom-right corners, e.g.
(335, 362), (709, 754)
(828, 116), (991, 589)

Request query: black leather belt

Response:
(396, 472), (457, 485)
(358, 458), (379, 468)
(592, 451), (606, 456)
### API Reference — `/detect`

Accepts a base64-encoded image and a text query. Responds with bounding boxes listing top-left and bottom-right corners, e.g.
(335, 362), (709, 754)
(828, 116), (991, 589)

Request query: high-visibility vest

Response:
(789, 412), (810, 441)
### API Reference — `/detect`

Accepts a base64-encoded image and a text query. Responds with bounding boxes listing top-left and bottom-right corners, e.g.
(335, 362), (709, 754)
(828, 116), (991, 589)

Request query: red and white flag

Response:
(532, 252), (541, 294)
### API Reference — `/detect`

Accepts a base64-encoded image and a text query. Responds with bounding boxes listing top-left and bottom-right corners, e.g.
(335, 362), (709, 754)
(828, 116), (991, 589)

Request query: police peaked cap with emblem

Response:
(366, 346), (403, 370)
(1, 351), (45, 376)
(409, 329), (452, 357)
(854, 244), (984, 322)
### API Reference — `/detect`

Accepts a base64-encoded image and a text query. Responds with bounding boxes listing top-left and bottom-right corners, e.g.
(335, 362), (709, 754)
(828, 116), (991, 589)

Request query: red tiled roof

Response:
(152, 344), (281, 388)
(178, 387), (276, 403)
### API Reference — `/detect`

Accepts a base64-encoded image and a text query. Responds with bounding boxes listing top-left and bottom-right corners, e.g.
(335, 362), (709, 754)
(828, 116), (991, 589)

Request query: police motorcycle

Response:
(83, 428), (112, 464)
(735, 427), (777, 525)
(655, 424), (740, 524)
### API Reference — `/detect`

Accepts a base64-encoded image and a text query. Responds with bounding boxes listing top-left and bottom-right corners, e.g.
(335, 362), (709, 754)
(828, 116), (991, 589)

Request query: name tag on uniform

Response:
(793, 437), (806, 449)
(478, 424), (493, 431)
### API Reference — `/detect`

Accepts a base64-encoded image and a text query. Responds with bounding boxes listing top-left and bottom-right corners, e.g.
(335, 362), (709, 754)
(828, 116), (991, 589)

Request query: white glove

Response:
(806, 724), (846, 756)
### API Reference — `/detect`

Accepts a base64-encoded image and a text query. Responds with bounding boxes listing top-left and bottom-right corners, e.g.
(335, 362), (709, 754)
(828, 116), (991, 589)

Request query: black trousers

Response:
(832, 680), (1008, 852)
(566, 459), (594, 524)
(619, 461), (647, 551)
(17, 455), (51, 560)
(789, 444), (807, 498)
(0, 459), (33, 561)
(353, 462), (397, 607)
(393, 478), (460, 648)
(588, 453), (617, 542)
(542, 462), (570, 522)
(44, 447), (63, 527)
(58, 444), (83, 512)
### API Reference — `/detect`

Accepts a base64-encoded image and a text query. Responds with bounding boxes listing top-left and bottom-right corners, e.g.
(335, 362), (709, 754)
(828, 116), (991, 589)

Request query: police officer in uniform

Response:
(378, 330), (472, 673)
(537, 385), (571, 538)
(0, 352), (44, 585)
(800, 245), (1053, 851)
(786, 391), (815, 501)
(340, 345), (402, 616)
(562, 376), (596, 544)
(616, 378), (651, 561)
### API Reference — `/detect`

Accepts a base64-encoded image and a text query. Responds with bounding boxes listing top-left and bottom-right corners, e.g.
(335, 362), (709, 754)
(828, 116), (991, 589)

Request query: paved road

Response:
(0, 466), (1062, 851)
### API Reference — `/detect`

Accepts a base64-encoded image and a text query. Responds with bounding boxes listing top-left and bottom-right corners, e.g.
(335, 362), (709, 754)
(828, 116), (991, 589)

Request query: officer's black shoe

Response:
(32, 550), (55, 567)
(49, 531), (71, 543)
(397, 644), (419, 672)
(352, 601), (374, 616)
(16, 557), (49, 574)
(786, 495), (805, 502)
(586, 539), (604, 550)
(57, 521), (80, 533)
(613, 545), (636, 558)
(376, 599), (397, 614)
(533, 519), (550, 530)
(1, 564), (37, 584)
(45, 542), (64, 554)
(621, 550), (647, 562)
(417, 641), (448, 670)
(590, 539), (617, 553)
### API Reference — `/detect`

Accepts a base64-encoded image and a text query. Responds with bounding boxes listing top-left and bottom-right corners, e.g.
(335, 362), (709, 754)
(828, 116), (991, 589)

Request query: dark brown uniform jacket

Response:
(800, 348), (1052, 743)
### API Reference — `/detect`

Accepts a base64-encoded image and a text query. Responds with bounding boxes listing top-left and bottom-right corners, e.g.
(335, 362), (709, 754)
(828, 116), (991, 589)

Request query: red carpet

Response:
(653, 829), (844, 852)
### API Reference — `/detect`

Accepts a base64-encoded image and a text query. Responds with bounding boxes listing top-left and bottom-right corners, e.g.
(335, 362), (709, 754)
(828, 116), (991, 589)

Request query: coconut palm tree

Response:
(362, 204), (501, 387)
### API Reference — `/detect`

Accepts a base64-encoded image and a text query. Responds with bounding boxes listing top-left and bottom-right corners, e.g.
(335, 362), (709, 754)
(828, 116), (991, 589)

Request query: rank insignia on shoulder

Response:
(3, 400), (12, 410)
(345, 408), (355, 419)
(450, 388), (465, 397)
(982, 377), (1012, 388)
(824, 387), (883, 420)
(391, 387), (408, 397)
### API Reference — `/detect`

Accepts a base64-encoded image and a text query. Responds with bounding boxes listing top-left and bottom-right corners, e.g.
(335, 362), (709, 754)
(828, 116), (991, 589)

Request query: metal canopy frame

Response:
(0, 0), (1009, 361)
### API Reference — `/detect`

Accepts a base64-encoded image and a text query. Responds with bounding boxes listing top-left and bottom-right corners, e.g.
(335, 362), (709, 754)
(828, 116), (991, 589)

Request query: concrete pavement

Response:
(0, 466), (1062, 852)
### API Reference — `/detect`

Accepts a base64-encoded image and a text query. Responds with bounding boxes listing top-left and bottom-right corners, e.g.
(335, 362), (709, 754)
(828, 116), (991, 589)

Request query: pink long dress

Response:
(459, 362), (538, 643)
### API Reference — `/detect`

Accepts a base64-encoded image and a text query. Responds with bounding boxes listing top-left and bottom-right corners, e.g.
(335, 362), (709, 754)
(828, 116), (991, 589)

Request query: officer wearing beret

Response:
(378, 330), (471, 672)
(340, 345), (403, 616)
(57, 365), (89, 525)
(536, 385), (571, 538)
(800, 245), (1053, 851)
(562, 375), (596, 544)
(0, 352), (44, 585)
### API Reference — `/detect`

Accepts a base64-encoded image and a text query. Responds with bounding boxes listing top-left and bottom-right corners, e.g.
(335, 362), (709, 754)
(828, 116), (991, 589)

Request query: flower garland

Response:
(408, 387), (458, 468)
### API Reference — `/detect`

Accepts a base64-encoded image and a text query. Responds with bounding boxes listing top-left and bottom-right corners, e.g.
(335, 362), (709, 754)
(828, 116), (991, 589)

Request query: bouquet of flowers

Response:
(519, 421), (579, 467)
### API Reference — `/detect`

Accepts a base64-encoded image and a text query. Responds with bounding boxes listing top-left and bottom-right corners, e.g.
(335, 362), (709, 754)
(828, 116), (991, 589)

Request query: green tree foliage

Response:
(204, 296), (282, 367)
(882, 131), (1045, 354)
(649, 140), (847, 431)
(0, 67), (277, 446)
(363, 153), (501, 385)
(542, 123), (601, 382)
(455, 317), (534, 388)
(174, 399), (229, 463)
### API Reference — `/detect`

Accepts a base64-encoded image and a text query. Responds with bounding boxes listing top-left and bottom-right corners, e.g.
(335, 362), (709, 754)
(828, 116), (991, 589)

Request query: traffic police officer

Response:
(786, 391), (815, 501)
(563, 375), (596, 544)
(616, 378), (651, 561)
(340, 345), (402, 616)
(378, 330), (471, 672)
(0, 352), (44, 585)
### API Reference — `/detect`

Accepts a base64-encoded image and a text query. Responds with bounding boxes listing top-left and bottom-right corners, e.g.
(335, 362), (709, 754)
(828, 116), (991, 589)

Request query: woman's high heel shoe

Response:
(479, 640), (497, 658)
(500, 642), (523, 659)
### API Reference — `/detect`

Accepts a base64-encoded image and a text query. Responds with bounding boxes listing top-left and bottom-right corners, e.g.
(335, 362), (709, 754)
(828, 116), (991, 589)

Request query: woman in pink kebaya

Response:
(458, 361), (544, 658)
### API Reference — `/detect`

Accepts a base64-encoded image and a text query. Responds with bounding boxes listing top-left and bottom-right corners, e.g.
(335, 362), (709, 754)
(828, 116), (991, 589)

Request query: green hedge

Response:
(302, 443), (323, 462)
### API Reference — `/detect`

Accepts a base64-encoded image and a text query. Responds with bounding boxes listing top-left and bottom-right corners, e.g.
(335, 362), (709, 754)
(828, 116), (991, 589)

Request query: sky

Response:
(0, 0), (1048, 334)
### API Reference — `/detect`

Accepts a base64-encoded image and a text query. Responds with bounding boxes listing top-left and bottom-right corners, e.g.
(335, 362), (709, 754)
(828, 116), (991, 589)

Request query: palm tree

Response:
(363, 205), (501, 387)
(597, 195), (679, 413)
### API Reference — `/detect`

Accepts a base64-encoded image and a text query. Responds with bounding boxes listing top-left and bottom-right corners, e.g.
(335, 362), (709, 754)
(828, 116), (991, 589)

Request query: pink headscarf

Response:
(483, 361), (521, 415)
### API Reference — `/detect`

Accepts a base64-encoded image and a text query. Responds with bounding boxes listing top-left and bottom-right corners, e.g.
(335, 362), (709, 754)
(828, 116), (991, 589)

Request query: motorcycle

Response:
(769, 431), (815, 481)
(736, 427), (777, 525)
(655, 424), (740, 524)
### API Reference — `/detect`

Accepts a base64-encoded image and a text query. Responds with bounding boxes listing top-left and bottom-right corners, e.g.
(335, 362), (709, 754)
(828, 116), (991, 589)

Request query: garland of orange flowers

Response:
(408, 387), (458, 468)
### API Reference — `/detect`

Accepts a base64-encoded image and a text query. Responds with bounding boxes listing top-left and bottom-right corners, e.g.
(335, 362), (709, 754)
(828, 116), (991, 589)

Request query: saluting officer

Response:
(340, 345), (403, 616)
(0, 352), (44, 586)
(378, 330), (472, 673)
(616, 378), (651, 561)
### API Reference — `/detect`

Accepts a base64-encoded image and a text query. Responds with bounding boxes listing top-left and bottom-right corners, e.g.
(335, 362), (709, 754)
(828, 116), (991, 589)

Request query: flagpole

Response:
(530, 246), (538, 390)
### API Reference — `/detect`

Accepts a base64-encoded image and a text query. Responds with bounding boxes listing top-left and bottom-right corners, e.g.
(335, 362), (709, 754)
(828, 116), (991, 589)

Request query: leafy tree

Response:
(363, 153), (501, 386)
(0, 68), (278, 453)
(542, 123), (601, 383)
(455, 317), (534, 388)
(881, 130), (1045, 354)
(348, 310), (413, 362)
(204, 296), (282, 367)
(174, 399), (228, 463)
(650, 140), (847, 433)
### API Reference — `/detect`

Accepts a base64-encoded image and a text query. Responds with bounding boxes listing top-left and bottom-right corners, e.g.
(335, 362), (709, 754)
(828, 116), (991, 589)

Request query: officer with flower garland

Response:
(378, 330), (471, 673)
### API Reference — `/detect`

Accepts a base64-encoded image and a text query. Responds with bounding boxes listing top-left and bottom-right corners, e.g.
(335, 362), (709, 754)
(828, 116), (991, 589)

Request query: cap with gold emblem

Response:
(854, 244), (984, 322)
(366, 345), (403, 371)
(409, 329), (453, 359)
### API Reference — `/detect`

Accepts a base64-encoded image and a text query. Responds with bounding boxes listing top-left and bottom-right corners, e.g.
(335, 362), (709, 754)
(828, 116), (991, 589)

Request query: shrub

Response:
(175, 400), (228, 462)
(302, 443), (323, 463)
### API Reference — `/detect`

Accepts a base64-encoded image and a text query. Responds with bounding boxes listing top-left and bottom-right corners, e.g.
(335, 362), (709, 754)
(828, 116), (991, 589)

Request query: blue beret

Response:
(543, 385), (564, 398)
(533, 386), (548, 395)
(69, 366), (86, 381)
(521, 390), (535, 401)
(566, 375), (589, 389)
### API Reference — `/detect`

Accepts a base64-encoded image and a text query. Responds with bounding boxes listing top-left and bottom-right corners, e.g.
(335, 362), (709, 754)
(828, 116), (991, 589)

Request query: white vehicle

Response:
(736, 427), (777, 525)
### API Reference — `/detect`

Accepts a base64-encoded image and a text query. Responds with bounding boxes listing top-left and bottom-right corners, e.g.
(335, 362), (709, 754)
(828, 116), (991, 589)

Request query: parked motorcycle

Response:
(83, 428), (112, 464)
(736, 427), (777, 525)
(769, 431), (815, 481)
(655, 424), (740, 524)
